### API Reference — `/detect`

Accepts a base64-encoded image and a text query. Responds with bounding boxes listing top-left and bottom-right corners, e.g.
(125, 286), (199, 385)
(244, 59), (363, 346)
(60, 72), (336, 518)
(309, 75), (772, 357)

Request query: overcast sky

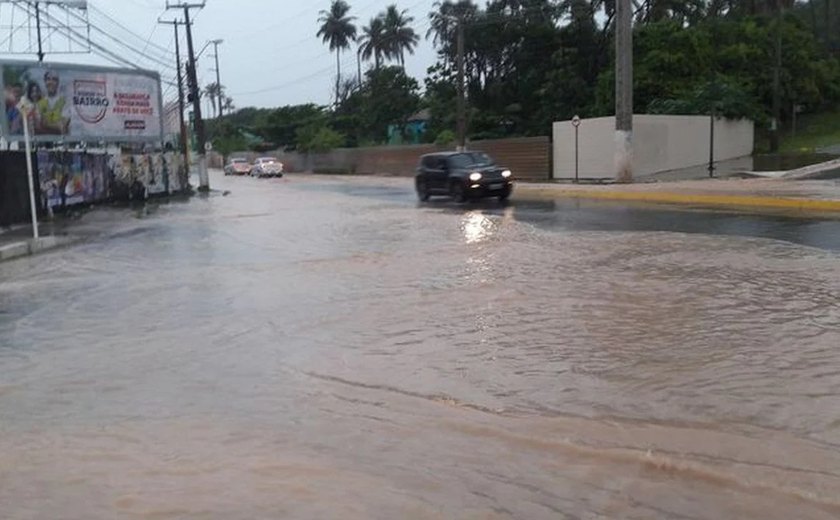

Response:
(0, 0), (444, 110)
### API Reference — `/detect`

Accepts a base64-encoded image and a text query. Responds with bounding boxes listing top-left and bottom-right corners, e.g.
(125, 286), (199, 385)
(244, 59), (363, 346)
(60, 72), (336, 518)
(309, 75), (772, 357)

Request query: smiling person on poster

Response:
(37, 70), (71, 135)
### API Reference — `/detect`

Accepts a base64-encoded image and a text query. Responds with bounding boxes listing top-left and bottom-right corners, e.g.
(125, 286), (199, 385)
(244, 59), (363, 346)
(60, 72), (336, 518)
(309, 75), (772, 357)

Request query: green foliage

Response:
(648, 80), (765, 122)
(218, 1), (840, 152)
(257, 104), (328, 150)
(296, 125), (346, 153)
(336, 66), (420, 144)
(778, 106), (840, 153)
(317, 0), (358, 103)
(434, 129), (456, 146)
(594, 14), (840, 125)
(317, 0), (357, 52)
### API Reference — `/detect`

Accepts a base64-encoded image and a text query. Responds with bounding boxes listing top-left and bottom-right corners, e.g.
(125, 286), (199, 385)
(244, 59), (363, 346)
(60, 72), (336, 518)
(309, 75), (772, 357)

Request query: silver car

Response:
(250, 157), (284, 178)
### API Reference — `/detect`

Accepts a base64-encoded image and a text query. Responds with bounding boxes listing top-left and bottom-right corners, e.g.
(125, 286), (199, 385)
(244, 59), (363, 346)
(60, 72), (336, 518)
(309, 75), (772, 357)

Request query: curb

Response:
(0, 236), (79, 263)
(529, 188), (840, 213)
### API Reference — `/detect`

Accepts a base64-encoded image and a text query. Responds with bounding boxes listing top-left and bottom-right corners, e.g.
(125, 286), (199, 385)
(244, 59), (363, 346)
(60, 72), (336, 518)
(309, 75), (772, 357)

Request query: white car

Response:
(250, 157), (284, 178)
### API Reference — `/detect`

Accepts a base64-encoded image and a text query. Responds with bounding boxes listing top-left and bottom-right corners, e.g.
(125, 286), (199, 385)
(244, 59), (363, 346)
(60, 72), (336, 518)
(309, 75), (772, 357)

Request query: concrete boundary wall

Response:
(223, 136), (551, 180)
(552, 115), (754, 179)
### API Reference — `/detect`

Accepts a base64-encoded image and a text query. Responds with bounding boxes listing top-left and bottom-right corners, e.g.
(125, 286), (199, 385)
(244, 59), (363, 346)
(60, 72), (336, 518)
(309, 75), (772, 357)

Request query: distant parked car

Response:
(250, 157), (284, 178)
(224, 158), (251, 176)
(415, 151), (513, 202)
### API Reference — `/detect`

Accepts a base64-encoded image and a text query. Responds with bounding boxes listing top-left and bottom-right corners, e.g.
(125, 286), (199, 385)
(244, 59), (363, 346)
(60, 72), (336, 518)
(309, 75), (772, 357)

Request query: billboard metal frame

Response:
(1, 59), (164, 144)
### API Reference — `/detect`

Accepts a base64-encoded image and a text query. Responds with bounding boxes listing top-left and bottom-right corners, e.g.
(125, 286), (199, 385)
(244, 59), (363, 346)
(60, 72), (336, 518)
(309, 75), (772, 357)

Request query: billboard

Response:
(0, 1), (87, 6)
(2, 61), (163, 142)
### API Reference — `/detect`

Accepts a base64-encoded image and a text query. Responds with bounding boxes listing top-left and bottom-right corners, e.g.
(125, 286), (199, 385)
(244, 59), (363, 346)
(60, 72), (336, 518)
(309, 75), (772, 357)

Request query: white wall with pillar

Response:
(552, 115), (754, 180)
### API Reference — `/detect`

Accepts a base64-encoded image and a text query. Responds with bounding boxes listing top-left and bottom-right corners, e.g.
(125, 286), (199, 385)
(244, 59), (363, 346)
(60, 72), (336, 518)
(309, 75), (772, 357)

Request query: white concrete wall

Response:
(553, 115), (754, 179)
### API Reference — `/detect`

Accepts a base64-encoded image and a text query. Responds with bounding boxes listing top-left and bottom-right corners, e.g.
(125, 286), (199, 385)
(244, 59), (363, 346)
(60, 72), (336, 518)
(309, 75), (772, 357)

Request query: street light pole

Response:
(615, 0), (633, 183)
(166, 1), (209, 192)
(770, 0), (783, 152)
(18, 98), (38, 239)
(572, 115), (581, 183)
(708, 107), (716, 178)
(210, 39), (223, 118)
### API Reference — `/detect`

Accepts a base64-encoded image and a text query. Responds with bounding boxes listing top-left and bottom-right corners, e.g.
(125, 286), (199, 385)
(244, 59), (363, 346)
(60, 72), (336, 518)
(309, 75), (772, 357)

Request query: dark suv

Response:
(415, 151), (513, 202)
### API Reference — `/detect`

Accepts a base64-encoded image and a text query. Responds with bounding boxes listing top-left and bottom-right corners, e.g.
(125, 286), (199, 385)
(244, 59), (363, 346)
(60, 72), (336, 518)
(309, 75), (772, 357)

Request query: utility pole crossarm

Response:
(165, 2), (206, 9)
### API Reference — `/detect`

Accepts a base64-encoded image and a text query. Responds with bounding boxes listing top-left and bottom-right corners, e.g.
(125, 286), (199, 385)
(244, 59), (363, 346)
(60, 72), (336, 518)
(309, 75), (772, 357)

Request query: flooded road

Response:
(2, 171), (840, 519)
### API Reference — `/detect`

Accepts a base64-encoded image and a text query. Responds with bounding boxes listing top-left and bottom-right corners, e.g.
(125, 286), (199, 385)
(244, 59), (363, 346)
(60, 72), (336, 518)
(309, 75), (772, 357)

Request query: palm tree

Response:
(203, 82), (222, 118)
(317, 0), (357, 105)
(383, 4), (419, 67)
(359, 16), (387, 70)
(427, 1), (478, 50)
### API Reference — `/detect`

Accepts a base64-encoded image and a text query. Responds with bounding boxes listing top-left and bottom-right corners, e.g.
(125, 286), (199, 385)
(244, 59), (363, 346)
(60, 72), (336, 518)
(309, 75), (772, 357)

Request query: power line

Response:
(232, 64), (337, 96)
(88, 2), (172, 56)
(29, 5), (178, 88)
(57, 5), (176, 72)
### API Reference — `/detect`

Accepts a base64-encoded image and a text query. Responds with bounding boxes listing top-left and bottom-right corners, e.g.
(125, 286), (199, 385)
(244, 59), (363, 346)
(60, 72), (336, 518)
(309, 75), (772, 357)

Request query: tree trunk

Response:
(335, 51), (341, 107)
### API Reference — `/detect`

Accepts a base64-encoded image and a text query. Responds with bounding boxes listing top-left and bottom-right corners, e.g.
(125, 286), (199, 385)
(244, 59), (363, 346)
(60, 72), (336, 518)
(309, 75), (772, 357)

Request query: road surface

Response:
(2, 171), (840, 519)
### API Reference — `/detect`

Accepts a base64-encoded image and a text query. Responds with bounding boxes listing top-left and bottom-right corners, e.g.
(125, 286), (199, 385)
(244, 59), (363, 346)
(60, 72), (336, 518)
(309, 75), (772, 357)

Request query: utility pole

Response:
(615, 0), (633, 182)
(166, 1), (209, 192)
(158, 18), (191, 190)
(210, 39), (223, 118)
(455, 16), (466, 151)
(770, 0), (783, 152)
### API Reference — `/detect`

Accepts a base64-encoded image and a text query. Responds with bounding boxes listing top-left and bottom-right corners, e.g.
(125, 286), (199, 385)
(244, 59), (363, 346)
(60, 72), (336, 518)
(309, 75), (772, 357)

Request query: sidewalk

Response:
(518, 177), (840, 213)
(0, 222), (80, 263)
(0, 206), (137, 263)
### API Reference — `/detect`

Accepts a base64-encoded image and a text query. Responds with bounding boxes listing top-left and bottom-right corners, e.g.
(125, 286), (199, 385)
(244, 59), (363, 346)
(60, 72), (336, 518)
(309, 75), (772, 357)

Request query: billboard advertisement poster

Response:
(3, 61), (163, 142)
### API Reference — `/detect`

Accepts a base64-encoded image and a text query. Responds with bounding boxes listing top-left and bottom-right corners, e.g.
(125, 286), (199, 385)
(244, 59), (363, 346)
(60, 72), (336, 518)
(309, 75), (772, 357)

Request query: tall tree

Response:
(383, 5), (420, 67)
(317, 0), (357, 106)
(204, 82), (223, 118)
(359, 16), (387, 69)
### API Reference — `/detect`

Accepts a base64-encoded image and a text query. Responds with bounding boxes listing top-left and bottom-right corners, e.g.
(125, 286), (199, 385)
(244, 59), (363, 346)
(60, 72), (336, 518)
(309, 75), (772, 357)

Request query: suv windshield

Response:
(448, 152), (494, 169)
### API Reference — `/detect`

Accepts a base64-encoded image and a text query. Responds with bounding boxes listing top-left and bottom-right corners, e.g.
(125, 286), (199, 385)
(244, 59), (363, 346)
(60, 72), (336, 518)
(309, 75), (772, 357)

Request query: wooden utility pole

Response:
(158, 18), (191, 189)
(456, 16), (466, 151)
(166, 1), (209, 192)
(615, 0), (633, 182)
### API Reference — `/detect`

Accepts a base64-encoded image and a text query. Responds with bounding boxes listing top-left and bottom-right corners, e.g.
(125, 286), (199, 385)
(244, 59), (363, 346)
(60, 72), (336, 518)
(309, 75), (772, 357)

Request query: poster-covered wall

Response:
(35, 149), (183, 210)
(37, 150), (110, 208)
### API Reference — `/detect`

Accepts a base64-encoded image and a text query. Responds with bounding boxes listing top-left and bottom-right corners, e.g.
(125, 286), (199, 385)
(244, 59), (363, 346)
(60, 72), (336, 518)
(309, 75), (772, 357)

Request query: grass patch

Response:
(779, 108), (840, 153)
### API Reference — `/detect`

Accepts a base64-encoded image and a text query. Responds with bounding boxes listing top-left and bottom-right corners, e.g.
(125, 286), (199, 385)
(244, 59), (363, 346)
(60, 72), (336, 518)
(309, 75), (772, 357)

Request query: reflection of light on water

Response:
(461, 212), (495, 244)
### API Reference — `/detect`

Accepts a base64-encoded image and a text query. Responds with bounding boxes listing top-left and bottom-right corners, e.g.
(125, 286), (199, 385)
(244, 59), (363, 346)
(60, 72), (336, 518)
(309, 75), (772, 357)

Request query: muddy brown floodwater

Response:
(2, 172), (840, 519)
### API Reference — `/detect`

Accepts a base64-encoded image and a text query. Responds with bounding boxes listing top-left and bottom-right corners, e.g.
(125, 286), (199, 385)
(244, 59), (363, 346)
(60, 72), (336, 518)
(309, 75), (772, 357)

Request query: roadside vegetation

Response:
(208, 0), (840, 154)
(776, 108), (840, 153)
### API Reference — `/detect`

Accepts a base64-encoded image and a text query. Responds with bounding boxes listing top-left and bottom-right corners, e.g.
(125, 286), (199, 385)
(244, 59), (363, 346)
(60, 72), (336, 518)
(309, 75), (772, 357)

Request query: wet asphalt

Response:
(2, 171), (840, 519)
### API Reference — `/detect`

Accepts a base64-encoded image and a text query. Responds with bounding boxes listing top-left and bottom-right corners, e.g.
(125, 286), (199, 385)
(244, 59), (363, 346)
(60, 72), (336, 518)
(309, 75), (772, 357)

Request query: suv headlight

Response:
(502, 169), (512, 178)
(469, 172), (482, 182)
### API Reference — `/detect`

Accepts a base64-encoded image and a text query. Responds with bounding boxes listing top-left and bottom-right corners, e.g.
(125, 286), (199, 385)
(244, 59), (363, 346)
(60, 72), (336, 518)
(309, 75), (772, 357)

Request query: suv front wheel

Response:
(416, 179), (430, 201)
(450, 181), (467, 203)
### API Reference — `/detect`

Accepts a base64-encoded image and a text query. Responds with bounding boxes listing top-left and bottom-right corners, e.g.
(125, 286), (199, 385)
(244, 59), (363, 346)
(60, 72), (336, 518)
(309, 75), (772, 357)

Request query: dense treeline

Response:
(209, 0), (840, 153)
